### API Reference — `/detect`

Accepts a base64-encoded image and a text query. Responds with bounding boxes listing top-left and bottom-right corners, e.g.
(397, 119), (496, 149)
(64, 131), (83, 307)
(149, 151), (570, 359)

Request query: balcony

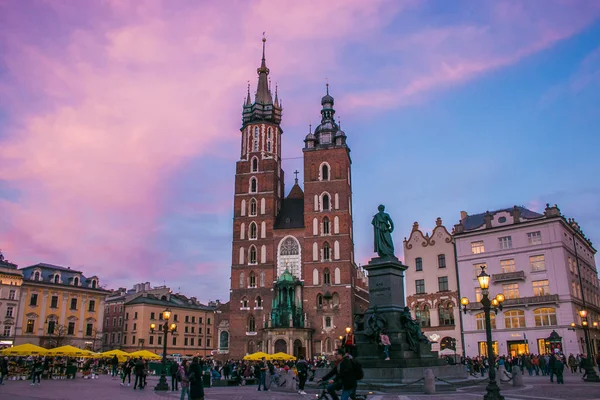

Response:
(492, 270), (525, 283)
(503, 294), (559, 307)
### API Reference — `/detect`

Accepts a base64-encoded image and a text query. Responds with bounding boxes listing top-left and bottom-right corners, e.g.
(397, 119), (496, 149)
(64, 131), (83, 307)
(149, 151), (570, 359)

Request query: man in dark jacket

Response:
(296, 355), (309, 395)
(320, 348), (357, 400)
(111, 355), (119, 377)
(133, 357), (145, 390)
(548, 353), (556, 383)
(188, 357), (205, 400)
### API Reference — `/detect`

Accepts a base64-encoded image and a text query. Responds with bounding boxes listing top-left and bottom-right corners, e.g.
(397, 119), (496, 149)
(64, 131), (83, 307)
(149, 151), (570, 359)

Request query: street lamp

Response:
(150, 308), (178, 391)
(577, 309), (600, 382)
(461, 266), (505, 400)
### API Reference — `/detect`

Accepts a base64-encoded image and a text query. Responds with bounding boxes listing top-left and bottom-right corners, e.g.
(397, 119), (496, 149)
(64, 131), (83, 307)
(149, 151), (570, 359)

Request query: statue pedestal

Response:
(354, 256), (466, 386)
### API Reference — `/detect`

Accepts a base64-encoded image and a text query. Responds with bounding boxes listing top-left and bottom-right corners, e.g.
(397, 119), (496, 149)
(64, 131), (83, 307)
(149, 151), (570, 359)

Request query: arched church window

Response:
(251, 157), (258, 172)
(256, 296), (263, 307)
(241, 297), (248, 308)
(267, 127), (272, 138)
(250, 177), (257, 193)
(323, 243), (331, 262)
(323, 268), (331, 284)
(317, 294), (323, 308)
(321, 163), (329, 181)
(259, 271), (265, 287)
(313, 268), (319, 285)
(323, 217), (330, 235)
(278, 236), (301, 278)
(322, 194), (330, 211)
(249, 272), (256, 288)
(250, 199), (257, 216)
(253, 127), (259, 152)
(325, 317), (332, 328)
(249, 222), (257, 240)
(267, 141), (272, 152)
(249, 246), (257, 264)
(332, 292), (340, 307)
(239, 272), (245, 289)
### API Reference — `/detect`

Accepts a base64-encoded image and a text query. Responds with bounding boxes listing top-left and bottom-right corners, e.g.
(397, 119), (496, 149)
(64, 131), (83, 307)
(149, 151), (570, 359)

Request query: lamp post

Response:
(150, 308), (178, 391)
(573, 310), (600, 382)
(461, 266), (505, 400)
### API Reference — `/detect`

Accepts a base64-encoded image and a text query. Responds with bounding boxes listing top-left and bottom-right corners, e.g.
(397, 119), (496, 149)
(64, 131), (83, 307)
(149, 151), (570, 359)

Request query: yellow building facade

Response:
(14, 263), (110, 350)
(121, 293), (217, 357)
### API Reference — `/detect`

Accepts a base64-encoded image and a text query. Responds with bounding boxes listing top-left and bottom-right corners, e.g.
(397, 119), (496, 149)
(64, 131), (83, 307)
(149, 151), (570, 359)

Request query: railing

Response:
(492, 270), (526, 283)
(503, 294), (559, 307)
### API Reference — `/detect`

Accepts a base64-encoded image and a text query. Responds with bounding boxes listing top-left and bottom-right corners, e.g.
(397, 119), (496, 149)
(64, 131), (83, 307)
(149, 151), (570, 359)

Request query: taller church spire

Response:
(242, 37), (282, 127)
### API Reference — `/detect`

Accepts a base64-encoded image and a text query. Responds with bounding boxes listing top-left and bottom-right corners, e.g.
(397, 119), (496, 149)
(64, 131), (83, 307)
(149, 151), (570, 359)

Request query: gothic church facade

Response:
(227, 39), (368, 359)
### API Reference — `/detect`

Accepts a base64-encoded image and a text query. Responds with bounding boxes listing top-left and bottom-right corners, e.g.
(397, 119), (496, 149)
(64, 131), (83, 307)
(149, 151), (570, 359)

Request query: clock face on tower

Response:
(321, 132), (331, 144)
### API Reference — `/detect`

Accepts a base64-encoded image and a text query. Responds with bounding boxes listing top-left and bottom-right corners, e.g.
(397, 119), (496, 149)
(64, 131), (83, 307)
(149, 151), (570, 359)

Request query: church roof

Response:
(274, 198), (304, 229)
(461, 206), (543, 231)
(287, 183), (304, 199)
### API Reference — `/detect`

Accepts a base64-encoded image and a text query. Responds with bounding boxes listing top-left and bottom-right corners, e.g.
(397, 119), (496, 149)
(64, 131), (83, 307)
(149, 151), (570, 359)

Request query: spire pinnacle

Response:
(245, 81), (251, 106)
(255, 35), (272, 104)
(274, 83), (280, 107)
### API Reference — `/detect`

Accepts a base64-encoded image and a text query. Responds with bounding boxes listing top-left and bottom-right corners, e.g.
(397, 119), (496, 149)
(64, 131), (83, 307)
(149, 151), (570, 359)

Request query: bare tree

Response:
(44, 324), (72, 348)
(85, 328), (103, 352)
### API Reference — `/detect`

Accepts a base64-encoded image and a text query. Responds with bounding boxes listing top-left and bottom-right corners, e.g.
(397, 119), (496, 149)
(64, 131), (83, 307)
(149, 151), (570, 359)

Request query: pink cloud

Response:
(0, 0), (598, 295)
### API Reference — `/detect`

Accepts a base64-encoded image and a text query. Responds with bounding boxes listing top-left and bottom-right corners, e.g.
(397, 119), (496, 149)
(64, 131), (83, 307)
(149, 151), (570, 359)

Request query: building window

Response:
(323, 217), (330, 235)
(73, 277), (79, 286)
(50, 295), (59, 308)
(250, 198), (257, 216)
(498, 236), (512, 250)
(438, 254), (446, 269)
(149, 336), (154, 345)
(207, 338), (211, 347)
(6, 306), (13, 318)
(322, 194), (330, 211)
(438, 276), (449, 292)
(184, 338), (188, 346)
(256, 296), (263, 307)
(70, 298), (78, 310)
(88, 300), (96, 312)
(249, 272), (256, 288)
(474, 263), (487, 278)
(251, 157), (258, 172)
(500, 259), (516, 273)
(503, 283), (520, 299)
(471, 241), (485, 254)
(150, 312), (155, 320)
(260, 271), (265, 287)
(8, 289), (16, 300)
(3, 325), (11, 337)
(47, 320), (56, 334)
(323, 268), (331, 285)
(475, 288), (482, 302)
(248, 316), (256, 332)
(504, 310), (526, 329)
(157, 336), (161, 345)
(250, 177), (257, 193)
(475, 312), (496, 330)
(532, 280), (550, 296)
(534, 307), (557, 326)
(317, 294), (323, 308)
(68, 322), (75, 335)
(253, 127), (259, 151)
(86, 323), (93, 336)
(415, 257), (423, 272)
(30, 293), (38, 306)
(415, 305), (430, 327)
(192, 316), (196, 323)
(172, 337), (177, 346)
(91, 280), (97, 289)
(528, 231), (542, 245)
(530, 255), (546, 271)
(325, 316), (332, 328)
(438, 302), (455, 326)
(241, 297), (249, 308)
(321, 164), (329, 181)
(416, 279), (425, 294)
(53, 275), (60, 283)
(26, 319), (35, 333)
(249, 246), (257, 264)
(323, 242), (331, 261)
(249, 222), (257, 240)
(478, 341), (498, 357)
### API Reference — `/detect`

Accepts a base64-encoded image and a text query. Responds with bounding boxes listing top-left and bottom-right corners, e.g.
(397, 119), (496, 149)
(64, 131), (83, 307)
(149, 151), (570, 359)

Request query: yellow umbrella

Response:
(0, 343), (47, 356)
(243, 351), (270, 361)
(97, 349), (130, 362)
(128, 350), (161, 360)
(47, 345), (97, 358)
(270, 352), (296, 361)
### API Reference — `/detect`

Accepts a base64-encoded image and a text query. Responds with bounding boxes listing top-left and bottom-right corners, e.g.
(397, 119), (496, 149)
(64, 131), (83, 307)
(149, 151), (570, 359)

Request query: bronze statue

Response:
(400, 307), (429, 353)
(372, 204), (395, 258)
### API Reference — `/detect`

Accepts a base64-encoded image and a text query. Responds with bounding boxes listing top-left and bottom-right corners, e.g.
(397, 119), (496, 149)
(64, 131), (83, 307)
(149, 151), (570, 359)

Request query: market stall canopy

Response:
(0, 343), (48, 356)
(47, 345), (97, 358)
(270, 352), (296, 361)
(97, 349), (130, 361)
(128, 350), (161, 360)
(243, 351), (270, 361)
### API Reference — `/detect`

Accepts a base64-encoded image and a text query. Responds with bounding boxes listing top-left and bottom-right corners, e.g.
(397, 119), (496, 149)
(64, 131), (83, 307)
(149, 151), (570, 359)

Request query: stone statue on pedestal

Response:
(400, 307), (430, 352)
(372, 205), (395, 258)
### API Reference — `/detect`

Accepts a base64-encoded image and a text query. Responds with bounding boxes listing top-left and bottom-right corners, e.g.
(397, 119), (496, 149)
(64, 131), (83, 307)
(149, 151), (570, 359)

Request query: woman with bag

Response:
(188, 357), (205, 400)
(179, 360), (190, 400)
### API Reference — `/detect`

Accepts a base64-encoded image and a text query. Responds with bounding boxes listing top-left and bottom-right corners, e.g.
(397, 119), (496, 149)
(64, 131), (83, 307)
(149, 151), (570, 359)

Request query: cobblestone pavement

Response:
(1, 374), (599, 400)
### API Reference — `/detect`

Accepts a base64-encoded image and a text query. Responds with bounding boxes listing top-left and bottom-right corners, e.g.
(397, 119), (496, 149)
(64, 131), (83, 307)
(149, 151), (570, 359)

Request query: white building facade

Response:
(454, 204), (599, 358)
(403, 218), (463, 356)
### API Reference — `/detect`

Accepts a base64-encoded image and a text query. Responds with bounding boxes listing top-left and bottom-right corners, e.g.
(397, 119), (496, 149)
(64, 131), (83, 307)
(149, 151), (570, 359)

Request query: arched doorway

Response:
(293, 339), (304, 359)
(440, 336), (456, 351)
(274, 339), (287, 354)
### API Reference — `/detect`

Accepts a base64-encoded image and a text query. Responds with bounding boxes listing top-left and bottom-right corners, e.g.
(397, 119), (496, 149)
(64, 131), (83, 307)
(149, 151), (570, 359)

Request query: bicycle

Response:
(316, 381), (369, 400)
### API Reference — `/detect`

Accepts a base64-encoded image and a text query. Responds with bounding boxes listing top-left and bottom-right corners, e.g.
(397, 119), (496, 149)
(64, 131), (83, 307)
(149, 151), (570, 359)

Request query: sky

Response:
(1, 0), (599, 303)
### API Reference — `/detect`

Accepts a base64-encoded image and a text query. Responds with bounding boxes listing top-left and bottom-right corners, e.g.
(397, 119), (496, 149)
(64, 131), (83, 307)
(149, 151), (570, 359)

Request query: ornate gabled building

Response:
(227, 38), (368, 359)
(403, 218), (463, 356)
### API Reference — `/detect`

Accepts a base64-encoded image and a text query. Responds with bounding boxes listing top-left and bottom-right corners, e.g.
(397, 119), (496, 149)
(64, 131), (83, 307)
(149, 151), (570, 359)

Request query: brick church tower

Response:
(227, 39), (368, 360)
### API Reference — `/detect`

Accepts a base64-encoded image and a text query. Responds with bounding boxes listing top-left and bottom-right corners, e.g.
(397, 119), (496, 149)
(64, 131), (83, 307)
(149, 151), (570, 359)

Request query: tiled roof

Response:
(462, 206), (544, 231)
(126, 293), (216, 311)
(20, 263), (106, 291)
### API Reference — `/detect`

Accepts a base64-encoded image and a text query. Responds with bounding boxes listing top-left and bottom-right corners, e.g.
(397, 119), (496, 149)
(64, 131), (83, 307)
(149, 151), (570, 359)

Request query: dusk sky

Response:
(1, 0), (599, 303)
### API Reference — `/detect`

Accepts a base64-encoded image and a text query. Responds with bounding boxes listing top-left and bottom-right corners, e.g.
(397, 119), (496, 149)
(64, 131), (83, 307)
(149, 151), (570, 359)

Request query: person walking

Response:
(296, 355), (309, 395)
(0, 357), (8, 385)
(548, 353), (556, 383)
(31, 359), (43, 386)
(120, 358), (133, 386)
(319, 348), (358, 400)
(188, 357), (205, 400)
(179, 360), (190, 400)
(380, 331), (391, 361)
(568, 354), (578, 373)
(171, 361), (180, 391)
(133, 357), (144, 390)
(111, 355), (119, 378)
(555, 355), (565, 384)
(257, 357), (268, 391)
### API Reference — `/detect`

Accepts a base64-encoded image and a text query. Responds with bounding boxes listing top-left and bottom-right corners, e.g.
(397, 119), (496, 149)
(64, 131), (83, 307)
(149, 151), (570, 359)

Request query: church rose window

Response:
(278, 236), (301, 278)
